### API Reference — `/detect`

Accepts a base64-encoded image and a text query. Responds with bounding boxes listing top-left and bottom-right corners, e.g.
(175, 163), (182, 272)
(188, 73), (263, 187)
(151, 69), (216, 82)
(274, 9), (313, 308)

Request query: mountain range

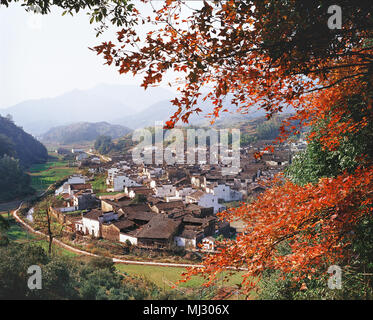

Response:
(1, 83), (294, 137)
(1, 84), (175, 135)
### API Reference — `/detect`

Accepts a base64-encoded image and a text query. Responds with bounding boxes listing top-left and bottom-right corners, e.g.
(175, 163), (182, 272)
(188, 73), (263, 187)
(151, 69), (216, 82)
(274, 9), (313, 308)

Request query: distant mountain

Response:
(115, 100), (178, 129)
(2, 83), (295, 135)
(40, 121), (132, 144)
(2, 84), (175, 135)
(115, 97), (278, 129)
(0, 115), (48, 167)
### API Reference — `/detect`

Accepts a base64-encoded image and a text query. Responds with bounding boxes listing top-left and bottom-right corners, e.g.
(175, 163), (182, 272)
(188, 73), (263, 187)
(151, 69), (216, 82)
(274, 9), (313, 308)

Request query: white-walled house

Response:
(68, 175), (87, 185)
(106, 168), (141, 192)
(154, 185), (177, 198)
(209, 184), (243, 202)
(198, 193), (225, 214)
(111, 175), (141, 192)
(107, 168), (120, 181)
(166, 187), (194, 202)
(174, 235), (198, 248)
(143, 167), (164, 179)
(55, 183), (71, 196)
(55, 175), (88, 195)
(81, 210), (101, 237)
(176, 187), (194, 199)
(186, 191), (225, 214)
(119, 233), (138, 245)
(191, 175), (206, 188)
(80, 210), (118, 238)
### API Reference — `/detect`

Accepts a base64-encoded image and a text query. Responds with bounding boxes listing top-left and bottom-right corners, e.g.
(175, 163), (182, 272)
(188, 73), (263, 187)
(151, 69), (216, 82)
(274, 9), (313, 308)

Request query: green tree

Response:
(0, 133), (15, 157)
(0, 155), (34, 202)
(0, 215), (10, 246)
(94, 135), (114, 154)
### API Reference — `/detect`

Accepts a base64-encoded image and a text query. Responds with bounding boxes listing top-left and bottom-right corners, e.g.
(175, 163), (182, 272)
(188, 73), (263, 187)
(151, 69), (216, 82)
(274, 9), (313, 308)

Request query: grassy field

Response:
(91, 174), (107, 193)
(28, 157), (78, 193)
(115, 263), (245, 290)
(95, 191), (123, 196)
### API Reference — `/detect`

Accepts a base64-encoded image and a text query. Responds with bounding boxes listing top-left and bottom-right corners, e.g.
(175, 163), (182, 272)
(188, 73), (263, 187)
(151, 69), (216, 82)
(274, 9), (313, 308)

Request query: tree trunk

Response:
(46, 208), (53, 255)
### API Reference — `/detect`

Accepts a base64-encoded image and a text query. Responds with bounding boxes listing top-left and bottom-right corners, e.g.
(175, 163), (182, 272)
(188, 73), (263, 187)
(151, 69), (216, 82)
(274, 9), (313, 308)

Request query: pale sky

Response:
(0, 2), (176, 109)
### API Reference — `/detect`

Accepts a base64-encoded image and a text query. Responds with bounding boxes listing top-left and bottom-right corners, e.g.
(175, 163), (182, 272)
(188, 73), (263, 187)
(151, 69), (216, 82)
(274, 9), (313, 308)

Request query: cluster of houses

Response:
(50, 140), (302, 252)
(56, 147), (101, 163)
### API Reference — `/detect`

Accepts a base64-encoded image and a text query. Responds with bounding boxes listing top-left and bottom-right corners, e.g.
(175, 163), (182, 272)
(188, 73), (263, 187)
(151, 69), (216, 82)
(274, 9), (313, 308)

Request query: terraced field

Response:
(28, 158), (78, 193)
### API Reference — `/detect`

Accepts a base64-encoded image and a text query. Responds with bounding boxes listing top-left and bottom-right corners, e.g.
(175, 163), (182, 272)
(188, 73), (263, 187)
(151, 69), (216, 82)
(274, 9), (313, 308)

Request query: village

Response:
(49, 138), (307, 255)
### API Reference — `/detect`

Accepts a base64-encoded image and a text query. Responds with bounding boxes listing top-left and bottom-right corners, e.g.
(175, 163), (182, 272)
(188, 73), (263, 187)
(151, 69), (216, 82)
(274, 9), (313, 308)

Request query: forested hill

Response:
(0, 115), (48, 167)
(40, 121), (132, 144)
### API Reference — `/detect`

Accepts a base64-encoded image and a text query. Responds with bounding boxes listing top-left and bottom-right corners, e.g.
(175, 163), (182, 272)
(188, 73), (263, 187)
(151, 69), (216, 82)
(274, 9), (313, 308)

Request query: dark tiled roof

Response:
(137, 216), (181, 240)
(185, 203), (204, 212)
(113, 219), (135, 231)
(83, 209), (102, 221)
(153, 200), (185, 210)
(124, 204), (152, 214)
(99, 193), (128, 201)
(183, 215), (209, 225)
(188, 190), (206, 200)
(102, 199), (132, 208)
(127, 210), (155, 222)
(178, 228), (204, 239)
(70, 184), (92, 191)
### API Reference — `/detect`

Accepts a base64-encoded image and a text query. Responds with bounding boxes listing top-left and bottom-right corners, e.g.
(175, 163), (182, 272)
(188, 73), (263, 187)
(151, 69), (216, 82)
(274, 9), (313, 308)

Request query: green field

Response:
(95, 191), (123, 196)
(91, 174), (107, 193)
(115, 263), (245, 290)
(28, 158), (78, 193)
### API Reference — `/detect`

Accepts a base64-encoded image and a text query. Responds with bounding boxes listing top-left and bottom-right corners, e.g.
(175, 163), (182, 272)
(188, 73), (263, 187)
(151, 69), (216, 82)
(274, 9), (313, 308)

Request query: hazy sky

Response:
(0, 2), (170, 109)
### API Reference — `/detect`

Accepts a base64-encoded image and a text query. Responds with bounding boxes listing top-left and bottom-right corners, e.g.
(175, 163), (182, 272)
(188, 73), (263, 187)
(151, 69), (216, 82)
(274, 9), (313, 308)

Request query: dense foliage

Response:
(0, 243), (186, 300)
(0, 115), (48, 167)
(0, 155), (34, 202)
(0, 115), (48, 202)
(240, 117), (283, 146)
(94, 134), (134, 155)
(94, 135), (114, 154)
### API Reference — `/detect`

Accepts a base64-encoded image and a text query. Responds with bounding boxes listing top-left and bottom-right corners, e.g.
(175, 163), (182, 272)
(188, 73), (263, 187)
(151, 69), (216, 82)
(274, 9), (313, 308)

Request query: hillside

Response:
(0, 115), (48, 202)
(0, 115), (48, 167)
(40, 121), (132, 144)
